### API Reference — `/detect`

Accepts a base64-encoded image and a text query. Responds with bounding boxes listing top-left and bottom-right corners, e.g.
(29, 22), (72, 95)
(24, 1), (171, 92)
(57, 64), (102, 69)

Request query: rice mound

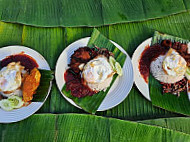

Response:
(87, 75), (113, 92)
(150, 55), (184, 84)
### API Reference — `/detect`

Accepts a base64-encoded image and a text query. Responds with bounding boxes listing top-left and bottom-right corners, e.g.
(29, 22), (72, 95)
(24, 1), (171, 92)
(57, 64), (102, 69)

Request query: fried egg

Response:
(82, 55), (114, 84)
(150, 55), (184, 83)
(0, 62), (24, 93)
(163, 48), (187, 76)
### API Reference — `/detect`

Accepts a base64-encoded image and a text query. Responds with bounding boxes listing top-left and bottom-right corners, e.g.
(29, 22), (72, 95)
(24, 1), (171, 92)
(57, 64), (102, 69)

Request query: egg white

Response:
(0, 62), (24, 93)
(82, 55), (114, 83)
(162, 48), (187, 76)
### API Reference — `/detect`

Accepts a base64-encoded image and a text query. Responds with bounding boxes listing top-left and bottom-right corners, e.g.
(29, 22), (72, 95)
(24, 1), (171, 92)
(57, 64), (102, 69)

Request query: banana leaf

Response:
(0, 0), (189, 27)
(0, 114), (190, 142)
(62, 28), (126, 114)
(1, 11), (190, 119)
(152, 31), (189, 45)
(0, 22), (23, 47)
(0, 114), (57, 142)
(139, 117), (190, 135)
(149, 32), (190, 116)
(149, 75), (190, 116)
(32, 70), (54, 102)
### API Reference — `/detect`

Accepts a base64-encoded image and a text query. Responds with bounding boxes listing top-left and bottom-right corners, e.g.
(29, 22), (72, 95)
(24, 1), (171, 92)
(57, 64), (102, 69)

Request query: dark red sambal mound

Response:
(64, 46), (113, 98)
(64, 69), (96, 98)
(139, 44), (168, 83)
(1, 53), (38, 71)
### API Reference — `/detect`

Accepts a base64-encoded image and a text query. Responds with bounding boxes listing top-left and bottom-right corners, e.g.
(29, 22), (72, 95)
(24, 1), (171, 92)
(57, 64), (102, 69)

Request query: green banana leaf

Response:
(62, 28), (126, 114)
(152, 31), (189, 45)
(32, 70), (54, 102)
(149, 32), (190, 116)
(0, 0), (189, 27)
(149, 74), (190, 116)
(0, 114), (190, 142)
(139, 117), (190, 135)
(1, 11), (190, 119)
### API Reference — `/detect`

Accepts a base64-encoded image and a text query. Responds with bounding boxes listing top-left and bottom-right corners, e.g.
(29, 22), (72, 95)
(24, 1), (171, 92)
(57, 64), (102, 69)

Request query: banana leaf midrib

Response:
(139, 117), (190, 135)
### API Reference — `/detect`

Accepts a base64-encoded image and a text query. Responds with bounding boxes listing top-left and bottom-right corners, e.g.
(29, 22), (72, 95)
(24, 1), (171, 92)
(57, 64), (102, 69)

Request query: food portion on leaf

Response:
(139, 31), (190, 97)
(138, 31), (190, 116)
(62, 28), (126, 114)
(64, 46), (122, 98)
(0, 53), (42, 111)
(139, 32), (190, 96)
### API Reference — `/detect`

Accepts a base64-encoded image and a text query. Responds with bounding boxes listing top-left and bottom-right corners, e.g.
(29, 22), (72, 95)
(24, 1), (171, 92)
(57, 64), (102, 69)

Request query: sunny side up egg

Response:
(82, 55), (114, 84)
(150, 48), (187, 84)
(0, 62), (25, 94)
(82, 55), (115, 92)
(162, 48), (187, 76)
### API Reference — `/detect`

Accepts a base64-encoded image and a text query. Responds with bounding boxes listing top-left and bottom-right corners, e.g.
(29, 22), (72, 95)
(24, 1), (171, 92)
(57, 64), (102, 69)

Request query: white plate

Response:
(55, 37), (134, 111)
(0, 46), (51, 123)
(132, 38), (152, 101)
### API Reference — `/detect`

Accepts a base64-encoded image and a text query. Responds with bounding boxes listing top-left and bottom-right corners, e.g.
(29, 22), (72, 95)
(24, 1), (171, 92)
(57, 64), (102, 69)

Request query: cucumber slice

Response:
(8, 96), (24, 109)
(109, 56), (116, 71)
(185, 67), (190, 80)
(0, 99), (13, 111)
(115, 62), (123, 76)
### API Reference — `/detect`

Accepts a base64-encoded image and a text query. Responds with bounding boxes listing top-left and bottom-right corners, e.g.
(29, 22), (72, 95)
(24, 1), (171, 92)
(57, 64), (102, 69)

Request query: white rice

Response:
(150, 55), (184, 83)
(86, 75), (113, 92)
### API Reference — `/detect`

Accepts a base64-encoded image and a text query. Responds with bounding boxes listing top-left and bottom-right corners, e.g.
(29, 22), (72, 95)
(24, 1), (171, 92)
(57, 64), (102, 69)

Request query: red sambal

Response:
(64, 69), (96, 98)
(1, 53), (38, 71)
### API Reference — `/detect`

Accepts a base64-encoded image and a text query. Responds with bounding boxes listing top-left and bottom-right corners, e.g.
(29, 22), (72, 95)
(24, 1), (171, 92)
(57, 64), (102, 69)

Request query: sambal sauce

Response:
(64, 69), (96, 98)
(1, 53), (38, 71)
(139, 44), (168, 83)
